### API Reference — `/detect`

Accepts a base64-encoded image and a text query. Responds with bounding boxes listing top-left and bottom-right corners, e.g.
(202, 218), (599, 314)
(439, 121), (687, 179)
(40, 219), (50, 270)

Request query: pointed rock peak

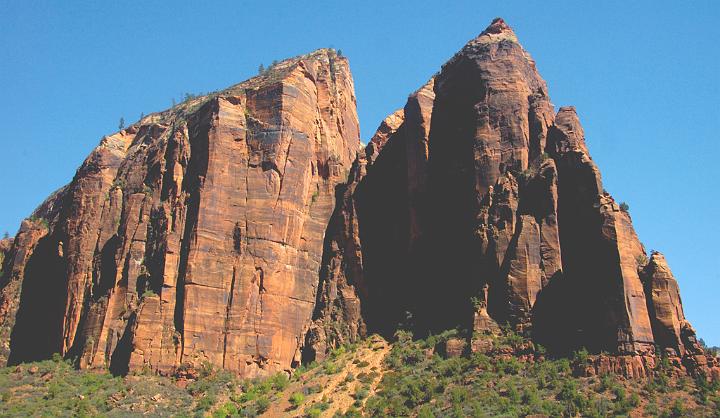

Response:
(557, 106), (578, 116)
(554, 106), (583, 134)
(472, 17), (518, 45)
(412, 76), (435, 97)
(484, 17), (512, 34)
(548, 106), (589, 155)
(367, 108), (404, 160)
(647, 251), (670, 270)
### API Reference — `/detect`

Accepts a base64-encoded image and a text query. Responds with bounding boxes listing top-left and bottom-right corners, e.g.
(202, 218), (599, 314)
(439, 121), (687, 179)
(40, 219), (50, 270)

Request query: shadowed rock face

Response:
(0, 19), (714, 379)
(307, 18), (713, 379)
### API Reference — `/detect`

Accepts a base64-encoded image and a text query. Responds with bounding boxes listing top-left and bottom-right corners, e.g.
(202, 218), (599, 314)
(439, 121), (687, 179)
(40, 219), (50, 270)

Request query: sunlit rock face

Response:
(1, 19), (716, 380)
(0, 50), (360, 377)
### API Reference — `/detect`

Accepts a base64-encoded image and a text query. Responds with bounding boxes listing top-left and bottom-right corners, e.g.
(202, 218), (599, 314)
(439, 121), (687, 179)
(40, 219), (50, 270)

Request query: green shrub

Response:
(573, 347), (590, 363)
(268, 372), (289, 391)
(449, 386), (469, 405)
(256, 396), (270, 413)
(323, 361), (340, 375)
(305, 407), (322, 418)
(305, 384), (322, 394)
(354, 387), (369, 400)
(417, 404), (436, 418)
(212, 401), (238, 417)
(597, 373), (616, 392)
(557, 379), (589, 415)
(663, 399), (686, 418)
(289, 392), (305, 409)
(505, 384), (521, 403)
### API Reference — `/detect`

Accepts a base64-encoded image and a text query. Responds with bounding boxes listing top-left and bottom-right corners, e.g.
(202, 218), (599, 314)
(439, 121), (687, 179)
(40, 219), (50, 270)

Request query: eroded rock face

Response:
(313, 18), (711, 376)
(1, 19), (712, 379)
(642, 252), (702, 357)
(543, 106), (655, 355)
(1, 49), (360, 377)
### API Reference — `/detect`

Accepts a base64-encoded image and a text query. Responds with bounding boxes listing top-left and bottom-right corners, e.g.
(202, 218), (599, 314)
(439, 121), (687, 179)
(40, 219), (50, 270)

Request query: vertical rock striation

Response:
(309, 18), (714, 379)
(641, 252), (700, 357)
(1, 50), (360, 377)
(0, 19), (713, 380)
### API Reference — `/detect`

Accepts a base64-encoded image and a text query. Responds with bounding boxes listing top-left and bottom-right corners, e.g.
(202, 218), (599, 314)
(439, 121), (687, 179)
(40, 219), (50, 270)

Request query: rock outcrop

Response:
(306, 18), (714, 379)
(0, 18), (714, 380)
(0, 49), (360, 377)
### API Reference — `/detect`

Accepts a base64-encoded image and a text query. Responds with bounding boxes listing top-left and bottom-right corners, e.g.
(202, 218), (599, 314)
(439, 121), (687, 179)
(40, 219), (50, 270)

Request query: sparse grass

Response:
(28, 216), (49, 229)
(363, 330), (719, 417)
(1, 332), (716, 417)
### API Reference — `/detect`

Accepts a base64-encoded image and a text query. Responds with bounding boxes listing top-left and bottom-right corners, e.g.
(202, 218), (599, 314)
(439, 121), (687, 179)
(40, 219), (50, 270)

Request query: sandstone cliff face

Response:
(0, 186), (67, 365)
(641, 252), (704, 357)
(0, 19), (713, 380)
(307, 18), (713, 379)
(0, 49), (360, 377)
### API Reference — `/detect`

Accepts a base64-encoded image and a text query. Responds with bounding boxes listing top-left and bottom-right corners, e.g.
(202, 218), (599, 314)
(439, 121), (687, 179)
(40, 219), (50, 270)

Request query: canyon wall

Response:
(307, 18), (717, 378)
(0, 19), (715, 379)
(0, 50), (360, 377)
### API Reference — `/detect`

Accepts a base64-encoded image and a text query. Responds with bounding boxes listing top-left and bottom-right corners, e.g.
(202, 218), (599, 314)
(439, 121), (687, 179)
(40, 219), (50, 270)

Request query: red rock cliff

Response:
(1, 20), (714, 380)
(306, 18), (714, 379)
(0, 49), (360, 377)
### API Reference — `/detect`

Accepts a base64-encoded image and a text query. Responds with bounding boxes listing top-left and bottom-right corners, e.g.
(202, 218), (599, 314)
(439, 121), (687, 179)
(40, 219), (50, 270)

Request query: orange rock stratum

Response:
(0, 19), (716, 380)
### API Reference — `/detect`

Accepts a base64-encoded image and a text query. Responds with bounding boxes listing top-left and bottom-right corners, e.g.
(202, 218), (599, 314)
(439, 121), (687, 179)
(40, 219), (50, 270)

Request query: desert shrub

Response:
(557, 379), (589, 416)
(212, 401), (238, 417)
(645, 400), (660, 416)
(356, 372), (374, 385)
(304, 384), (322, 395)
(573, 347), (590, 364)
(289, 392), (305, 409)
(662, 399), (686, 418)
(417, 404), (436, 418)
(268, 372), (289, 391)
(505, 384), (521, 403)
(305, 407), (322, 418)
(596, 373), (616, 392)
(497, 356), (522, 375)
(293, 361), (318, 379)
(586, 397), (612, 418)
(353, 386), (369, 400)
(646, 371), (671, 393)
(521, 386), (542, 413)
(448, 385), (469, 405)
(255, 396), (270, 413)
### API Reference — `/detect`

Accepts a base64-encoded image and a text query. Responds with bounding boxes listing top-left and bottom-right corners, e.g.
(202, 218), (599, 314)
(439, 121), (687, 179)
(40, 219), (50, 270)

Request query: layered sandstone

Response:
(307, 18), (714, 379)
(0, 49), (360, 377)
(0, 19), (714, 381)
(642, 252), (700, 357)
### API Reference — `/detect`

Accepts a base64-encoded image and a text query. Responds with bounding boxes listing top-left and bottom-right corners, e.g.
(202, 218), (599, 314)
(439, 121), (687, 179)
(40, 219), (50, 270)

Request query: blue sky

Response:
(1, 1), (718, 345)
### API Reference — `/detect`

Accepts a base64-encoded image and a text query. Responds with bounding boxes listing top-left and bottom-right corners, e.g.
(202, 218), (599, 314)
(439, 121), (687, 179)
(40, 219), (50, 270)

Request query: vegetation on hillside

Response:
(363, 329), (720, 417)
(0, 331), (718, 417)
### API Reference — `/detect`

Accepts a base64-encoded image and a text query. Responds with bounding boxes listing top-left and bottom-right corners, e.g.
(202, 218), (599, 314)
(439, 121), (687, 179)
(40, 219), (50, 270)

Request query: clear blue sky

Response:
(1, 1), (718, 345)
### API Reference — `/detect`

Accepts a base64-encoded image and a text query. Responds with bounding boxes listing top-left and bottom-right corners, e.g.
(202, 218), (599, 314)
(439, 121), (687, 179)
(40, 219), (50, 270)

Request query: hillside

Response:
(1, 331), (718, 417)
